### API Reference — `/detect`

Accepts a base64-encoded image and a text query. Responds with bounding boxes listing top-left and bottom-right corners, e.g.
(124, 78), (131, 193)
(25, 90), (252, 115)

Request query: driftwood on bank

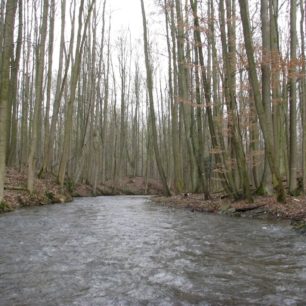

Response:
(234, 204), (266, 212)
(4, 185), (27, 191)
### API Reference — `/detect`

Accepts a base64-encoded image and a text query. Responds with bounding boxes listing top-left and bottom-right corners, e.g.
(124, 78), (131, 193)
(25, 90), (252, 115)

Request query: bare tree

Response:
(27, 0), (49, 193)
(0, 0), (18, 202)
(58, 0), (95, 187)
(289, 0), (298, 194)
(238, 0), (286, 202)
(140, 0), (171, 196)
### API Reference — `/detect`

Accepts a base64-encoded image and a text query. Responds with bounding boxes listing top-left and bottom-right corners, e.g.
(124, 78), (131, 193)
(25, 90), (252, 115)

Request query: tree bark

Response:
(289, 0), (298, 194)
(27, 0), (49, 193)
(168, 0), (184, 192)
(191, 0), (234, 196)
(58, 0), (95, 187)
(238, 0), (286, 202)
(220, 0), (252, 201)
(0, 0), (18, 202)
(140, 0), (171, 196)
(300, 0), (306, 192)
(7, 0), (22, 166)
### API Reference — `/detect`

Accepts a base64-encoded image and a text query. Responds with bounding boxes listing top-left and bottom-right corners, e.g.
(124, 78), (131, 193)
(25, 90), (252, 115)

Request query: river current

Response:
(0, 196), (306, 305)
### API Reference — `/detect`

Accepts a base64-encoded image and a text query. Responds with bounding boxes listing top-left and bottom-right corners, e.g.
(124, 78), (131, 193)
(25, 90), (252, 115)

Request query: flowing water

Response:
(0, 196), (306, 305)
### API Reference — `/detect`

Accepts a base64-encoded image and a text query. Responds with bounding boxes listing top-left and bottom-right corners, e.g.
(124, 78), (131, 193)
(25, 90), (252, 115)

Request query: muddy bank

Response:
(1, 168), (73, 213)
(153, 193), (306, 233)
(1, 169), (164, 213)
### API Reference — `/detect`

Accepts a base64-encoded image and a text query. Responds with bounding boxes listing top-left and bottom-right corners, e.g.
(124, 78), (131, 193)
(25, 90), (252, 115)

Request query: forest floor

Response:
(2, 168), (306, 232)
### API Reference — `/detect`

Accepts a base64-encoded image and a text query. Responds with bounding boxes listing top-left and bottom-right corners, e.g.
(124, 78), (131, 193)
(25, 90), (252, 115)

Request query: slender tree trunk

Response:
(58, 0), (95, 187)
(168, 0), (184, 192)
(270, 0), (285, 178)
(39, 0), (55, 177)
(220, 0), (252, 200)
(27, 0), (49, 193)
(140, 0), (171, 196)
(238, 0), (286, 202)
(191, 0), (234, 196)
(7, 0), (22, 166)
(40, 0), (68, 175)
(193, 45), (210, 199)
(175, 0), (198, 191)
(259, 0), (274, 194)
(300, 0), (306, 192)
(99, 0), (108, 182)
(289, 0), (298, 194)
(117, 36), (127, 181)
(0, 0), (18, 202)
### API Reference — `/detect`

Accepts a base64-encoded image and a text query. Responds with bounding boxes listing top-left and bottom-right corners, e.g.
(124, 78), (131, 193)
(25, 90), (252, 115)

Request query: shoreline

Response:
(1, 168), (163, 213)
(2, 169), (306, 233)
(152, 194), (306, 233)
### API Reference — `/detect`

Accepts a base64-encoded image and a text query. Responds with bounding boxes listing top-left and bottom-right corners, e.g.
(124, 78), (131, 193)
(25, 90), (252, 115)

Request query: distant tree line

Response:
(0, 0), (305, 204)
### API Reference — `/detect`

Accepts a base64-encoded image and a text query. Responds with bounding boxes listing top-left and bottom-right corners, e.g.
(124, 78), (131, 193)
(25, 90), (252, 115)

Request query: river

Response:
(0, 196), (305, 305)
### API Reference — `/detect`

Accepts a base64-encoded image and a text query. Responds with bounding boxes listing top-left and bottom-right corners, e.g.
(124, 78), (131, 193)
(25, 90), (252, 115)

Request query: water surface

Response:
(0, 196), (305, 305)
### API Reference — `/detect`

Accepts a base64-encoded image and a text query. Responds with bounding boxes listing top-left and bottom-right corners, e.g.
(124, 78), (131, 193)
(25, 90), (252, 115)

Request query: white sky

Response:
(107, 0), (165, 43)
(109, 0), (144, 40)
(105, 0), (167, 72)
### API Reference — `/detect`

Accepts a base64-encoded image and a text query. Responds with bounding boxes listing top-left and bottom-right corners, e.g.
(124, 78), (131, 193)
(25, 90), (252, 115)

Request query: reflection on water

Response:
(0, 196), (305, 305)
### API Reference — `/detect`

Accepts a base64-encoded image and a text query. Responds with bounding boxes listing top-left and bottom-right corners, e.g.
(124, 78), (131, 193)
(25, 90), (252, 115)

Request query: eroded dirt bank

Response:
(1, 168), (164, 213)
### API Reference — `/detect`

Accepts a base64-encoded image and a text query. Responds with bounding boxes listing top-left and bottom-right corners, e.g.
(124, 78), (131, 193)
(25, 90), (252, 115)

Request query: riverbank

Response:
(2, 168), (306, 232)
(1, 168), (164, 213)
(1, 168), (72, 213)
(153, 193), (306, 233)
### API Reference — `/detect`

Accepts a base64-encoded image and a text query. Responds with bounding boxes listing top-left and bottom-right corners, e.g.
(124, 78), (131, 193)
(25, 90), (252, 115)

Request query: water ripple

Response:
(0, 196), (306, 305)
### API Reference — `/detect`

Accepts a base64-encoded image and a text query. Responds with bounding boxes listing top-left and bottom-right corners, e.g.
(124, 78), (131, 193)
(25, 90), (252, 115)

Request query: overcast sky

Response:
(105, 0), (167, 69)
(109, 0), (143, 38)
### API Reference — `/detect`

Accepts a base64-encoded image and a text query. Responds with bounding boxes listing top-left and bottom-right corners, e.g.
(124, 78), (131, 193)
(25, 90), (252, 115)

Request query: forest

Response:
(0, 0), (306, 207)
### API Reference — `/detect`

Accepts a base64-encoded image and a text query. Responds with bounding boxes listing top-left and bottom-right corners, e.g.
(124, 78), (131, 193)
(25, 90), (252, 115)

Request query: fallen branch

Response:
(4, 185), (27, 191)
(235, 204), (266, 212)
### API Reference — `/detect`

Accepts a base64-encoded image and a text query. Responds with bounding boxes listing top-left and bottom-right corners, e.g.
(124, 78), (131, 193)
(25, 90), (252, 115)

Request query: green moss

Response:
(219, 203), (236, 215)
(0, 201), (13, 213)
(255, 185), (266, 196)
(291, 220), (306, 234)
(45, 191), (54, 200)
(288, 188), (300, 197)
(64, 178), (75, 193)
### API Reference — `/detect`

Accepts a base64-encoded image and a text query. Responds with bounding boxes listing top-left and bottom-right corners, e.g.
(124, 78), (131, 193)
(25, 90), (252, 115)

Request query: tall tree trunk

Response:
(270, 0), (285, 178)
(99, 0), (108, 182)
(101, 32), (110, 181)
(259, 0), (274, 194)
(300, 0), (306, 192)
(168, 0), (184, 192)
(140, 0), (171, 196)
(193, 44), (210, 199)
(191, 0), (234, 196)
(27, 0), (49, 193)
(7, 0), (22, 166)
(58, 0), (95, 187)
(39, 0), (55, 177)
(40, 0), (68, 176)
(0, 0), (18, 203)
(220, 0), (252, 200)
(175, 0), (198, 191)
(117, 36), (128, 181)
(238, 0), (286, 202)
(289, 0), (298, 194)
